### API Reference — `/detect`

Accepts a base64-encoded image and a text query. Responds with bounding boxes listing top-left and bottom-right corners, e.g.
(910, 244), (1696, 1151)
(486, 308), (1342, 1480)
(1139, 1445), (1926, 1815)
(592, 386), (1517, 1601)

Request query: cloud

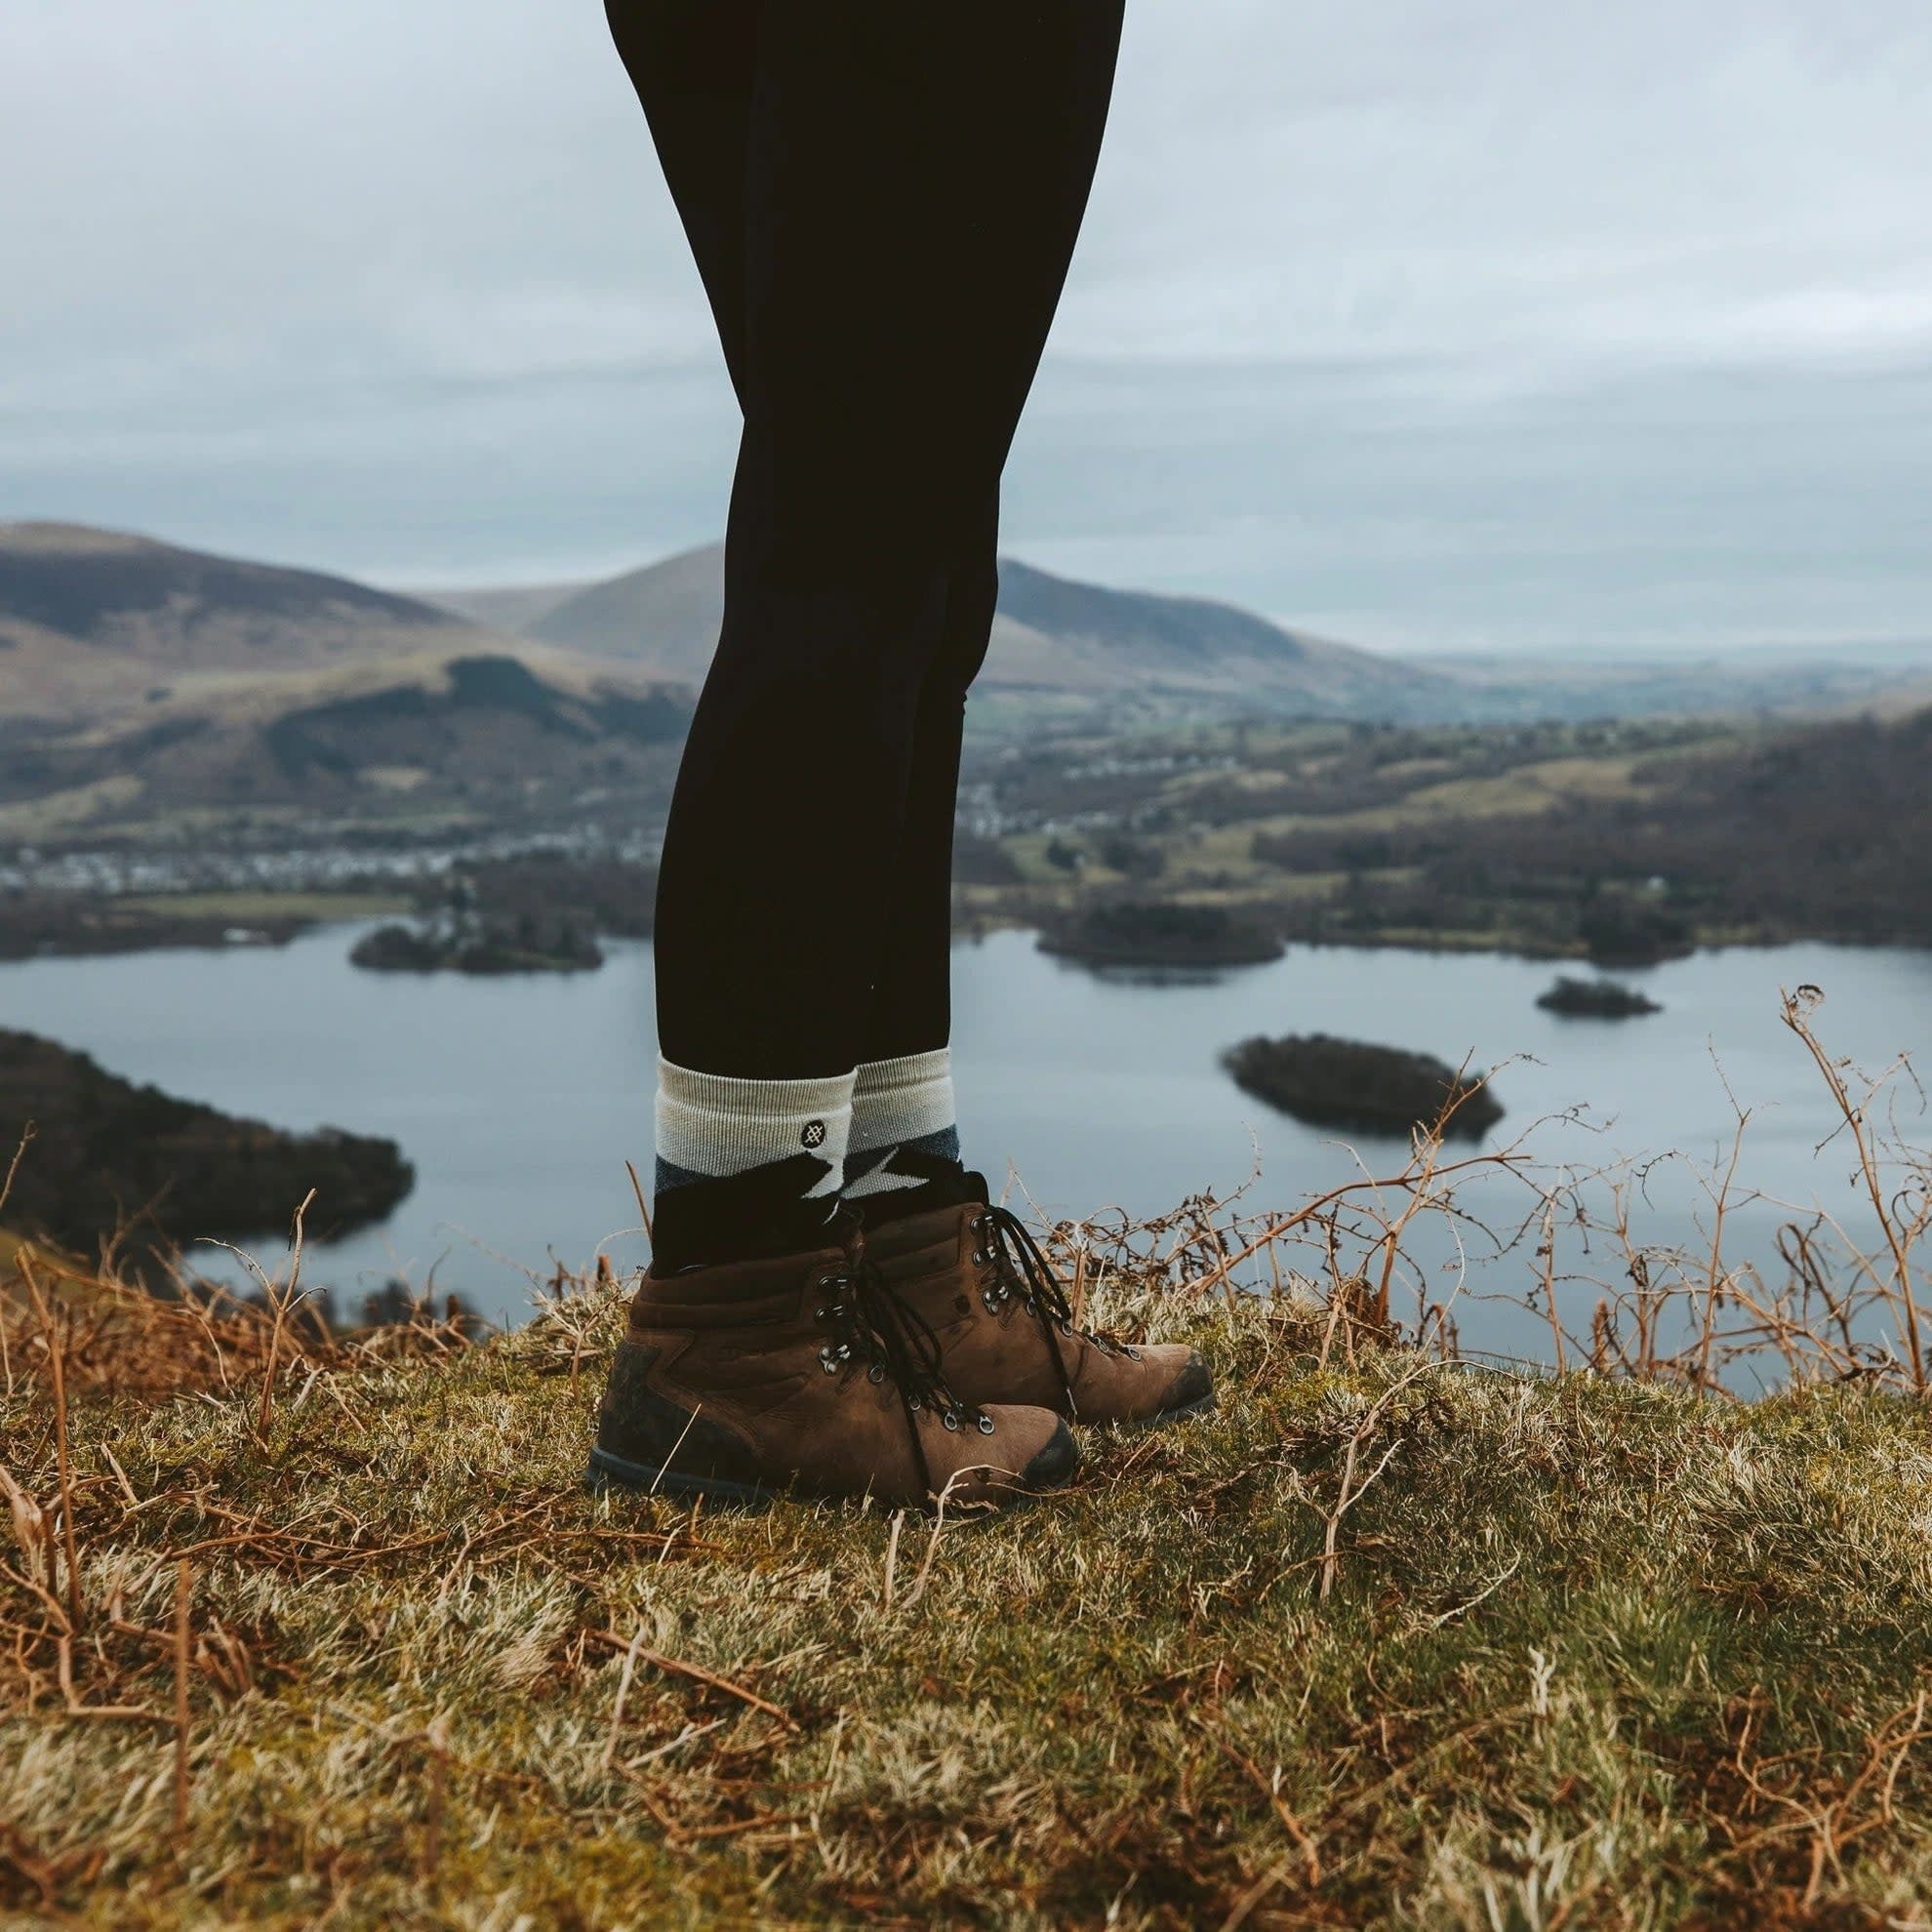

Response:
(3, 0), (1930, 644)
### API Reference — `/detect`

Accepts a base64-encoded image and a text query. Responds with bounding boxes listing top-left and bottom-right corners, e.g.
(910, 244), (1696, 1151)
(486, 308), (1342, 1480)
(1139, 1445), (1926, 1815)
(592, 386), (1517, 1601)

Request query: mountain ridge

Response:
(511, 540), (1444, 711)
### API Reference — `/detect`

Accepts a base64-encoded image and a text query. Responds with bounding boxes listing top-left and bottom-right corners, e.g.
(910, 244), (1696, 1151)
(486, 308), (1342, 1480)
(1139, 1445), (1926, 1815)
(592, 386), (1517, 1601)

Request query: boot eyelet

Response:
(818, 1347), (839, 1374)
(868, 1363), (885, 1383)
(907, 1394), (923, 1411)
(1126, 1347), (1141, 1360)
(977, 1413), (995, 1435)
(942, 1409), (960, 1431)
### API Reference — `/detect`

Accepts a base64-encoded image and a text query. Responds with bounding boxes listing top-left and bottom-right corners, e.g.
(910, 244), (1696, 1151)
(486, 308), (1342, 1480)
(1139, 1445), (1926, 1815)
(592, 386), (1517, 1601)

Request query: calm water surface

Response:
(4, 928), (1927, 1361)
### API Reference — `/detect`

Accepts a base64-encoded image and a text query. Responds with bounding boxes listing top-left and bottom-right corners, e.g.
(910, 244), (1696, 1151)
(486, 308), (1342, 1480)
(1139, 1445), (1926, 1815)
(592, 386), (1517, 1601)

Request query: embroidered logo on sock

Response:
(800, 1118), (827, 1149)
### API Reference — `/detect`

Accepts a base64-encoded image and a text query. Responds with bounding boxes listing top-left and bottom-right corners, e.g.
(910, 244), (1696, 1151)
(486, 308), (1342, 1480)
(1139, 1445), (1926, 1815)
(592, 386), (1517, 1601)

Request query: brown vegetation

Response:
(2, 993), (1930, 1924)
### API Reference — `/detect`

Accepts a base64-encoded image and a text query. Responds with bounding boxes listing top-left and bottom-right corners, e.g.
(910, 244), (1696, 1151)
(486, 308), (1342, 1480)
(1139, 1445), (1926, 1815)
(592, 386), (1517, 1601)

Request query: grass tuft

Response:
(3, 994), (1931, 1926)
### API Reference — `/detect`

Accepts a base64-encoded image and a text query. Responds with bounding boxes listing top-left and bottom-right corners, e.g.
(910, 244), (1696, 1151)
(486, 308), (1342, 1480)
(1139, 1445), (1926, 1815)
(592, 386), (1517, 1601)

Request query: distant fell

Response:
(0, 520), (461, 657)
(0, 521), (498, 718)
(515, 541), (1444, 715)
(527, 542), (729, 683)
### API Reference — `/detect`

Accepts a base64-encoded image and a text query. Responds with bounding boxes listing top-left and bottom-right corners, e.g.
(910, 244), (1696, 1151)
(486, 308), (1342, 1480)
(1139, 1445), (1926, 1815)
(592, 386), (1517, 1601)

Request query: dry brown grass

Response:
(2, 993), (1930, 1927)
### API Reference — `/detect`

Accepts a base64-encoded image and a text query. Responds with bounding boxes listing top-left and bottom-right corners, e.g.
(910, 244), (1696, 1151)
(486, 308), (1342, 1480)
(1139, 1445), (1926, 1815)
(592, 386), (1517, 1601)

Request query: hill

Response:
(0, 521), (516, 721)
(526, 543), (732, 683)
(6, 1126), (1931, 1923)
(472, 542), (1932, 725)
(518, 541), (1453, 716)
(0, 652), (692, 844)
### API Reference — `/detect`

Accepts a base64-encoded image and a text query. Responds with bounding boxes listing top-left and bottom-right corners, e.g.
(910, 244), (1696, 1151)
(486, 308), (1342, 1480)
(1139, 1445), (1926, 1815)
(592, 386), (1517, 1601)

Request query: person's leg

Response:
(609, 3), (1123, 1269)
(607, 0), (864, 1267)
(841, 509), (996, 1214)
(845, 6), (1126, 1221)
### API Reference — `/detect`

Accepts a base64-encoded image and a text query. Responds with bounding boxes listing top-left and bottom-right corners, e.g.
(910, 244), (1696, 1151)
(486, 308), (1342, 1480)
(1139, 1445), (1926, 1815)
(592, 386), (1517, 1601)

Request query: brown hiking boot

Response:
(586, 1226), (1077, 1511)
(863, 1182), (1215, 1429)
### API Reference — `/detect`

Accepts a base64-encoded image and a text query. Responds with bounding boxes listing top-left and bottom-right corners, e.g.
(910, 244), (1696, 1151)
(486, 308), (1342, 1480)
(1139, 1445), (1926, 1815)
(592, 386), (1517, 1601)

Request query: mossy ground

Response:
(5, 1255), (1932, 1929)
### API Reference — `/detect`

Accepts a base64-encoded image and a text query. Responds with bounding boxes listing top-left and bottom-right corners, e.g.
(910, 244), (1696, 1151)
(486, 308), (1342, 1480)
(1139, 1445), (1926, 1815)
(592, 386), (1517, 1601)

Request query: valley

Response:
(5, 519), (1932, 970)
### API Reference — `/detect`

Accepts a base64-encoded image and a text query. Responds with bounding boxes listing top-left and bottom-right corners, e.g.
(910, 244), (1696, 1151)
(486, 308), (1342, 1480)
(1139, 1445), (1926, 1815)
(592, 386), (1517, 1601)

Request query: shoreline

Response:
(10, 882), (1932, 969)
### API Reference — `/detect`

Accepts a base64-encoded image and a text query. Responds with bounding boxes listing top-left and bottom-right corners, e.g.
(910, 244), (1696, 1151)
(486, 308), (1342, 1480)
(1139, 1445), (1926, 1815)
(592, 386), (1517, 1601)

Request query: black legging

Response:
(607, 1), (1124, 1079)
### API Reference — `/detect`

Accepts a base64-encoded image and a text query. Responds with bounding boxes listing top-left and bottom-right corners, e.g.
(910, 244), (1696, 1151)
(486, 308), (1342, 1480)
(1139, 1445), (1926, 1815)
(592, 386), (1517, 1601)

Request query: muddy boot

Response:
(586, 1226), (1077, 1511)
(863, 1180), (1214, 1429)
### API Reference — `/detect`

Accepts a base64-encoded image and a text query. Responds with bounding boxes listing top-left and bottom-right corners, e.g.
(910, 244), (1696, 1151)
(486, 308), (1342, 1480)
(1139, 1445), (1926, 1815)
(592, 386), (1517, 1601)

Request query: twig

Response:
(20, 1256), (82, 1629)
(173, 1559), (192, 1842)
(256, 1188), (316, 1438)
(637, 1647), (793, 1727)
(881, 1508), (906, 1612)
(0, 1121), (32, 1221)
(585, 1631), (795, 1729)
(1781, 986), (1926, 1393)
(602, 1629), (645, 1771)
(625, 1159), (653, 1244)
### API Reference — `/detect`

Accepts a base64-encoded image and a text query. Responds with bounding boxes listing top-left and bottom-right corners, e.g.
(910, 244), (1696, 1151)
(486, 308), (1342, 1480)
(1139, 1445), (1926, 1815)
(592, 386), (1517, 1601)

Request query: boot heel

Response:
(584, 1444), (778, 1509)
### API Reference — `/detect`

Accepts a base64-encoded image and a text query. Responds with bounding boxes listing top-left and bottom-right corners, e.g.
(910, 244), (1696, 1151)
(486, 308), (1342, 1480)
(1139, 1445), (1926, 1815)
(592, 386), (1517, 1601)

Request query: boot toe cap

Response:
(1158, 1348), (1215, 1418)
(1019, 1415), (1079, 1492)
(1112, 1346), (1214, 1428)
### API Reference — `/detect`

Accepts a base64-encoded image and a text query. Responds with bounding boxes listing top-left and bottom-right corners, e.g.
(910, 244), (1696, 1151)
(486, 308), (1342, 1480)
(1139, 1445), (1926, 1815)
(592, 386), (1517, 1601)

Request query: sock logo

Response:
(799, 1118), (827, 1149)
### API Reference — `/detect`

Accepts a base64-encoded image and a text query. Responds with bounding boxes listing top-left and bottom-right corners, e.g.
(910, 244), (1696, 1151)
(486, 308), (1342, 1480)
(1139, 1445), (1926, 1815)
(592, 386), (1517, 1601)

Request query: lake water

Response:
(4, 927), (1928, 1366)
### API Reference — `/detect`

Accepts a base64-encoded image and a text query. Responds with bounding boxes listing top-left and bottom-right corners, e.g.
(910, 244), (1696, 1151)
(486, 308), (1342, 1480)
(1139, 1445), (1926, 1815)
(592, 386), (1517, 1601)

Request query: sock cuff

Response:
(655, 1054), (855, 1184)
(849, 1048), (954, 1152)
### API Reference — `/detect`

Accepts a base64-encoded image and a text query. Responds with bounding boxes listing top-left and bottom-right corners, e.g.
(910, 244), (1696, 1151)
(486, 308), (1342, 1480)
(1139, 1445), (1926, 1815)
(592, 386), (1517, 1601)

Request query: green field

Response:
(120, 890), (414, 923)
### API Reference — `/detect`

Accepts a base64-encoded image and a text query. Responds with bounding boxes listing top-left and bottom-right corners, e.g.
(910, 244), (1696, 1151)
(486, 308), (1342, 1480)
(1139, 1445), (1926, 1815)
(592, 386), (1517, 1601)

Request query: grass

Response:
(3, 996), (1931, 1927)
(118, 891), (415, 923)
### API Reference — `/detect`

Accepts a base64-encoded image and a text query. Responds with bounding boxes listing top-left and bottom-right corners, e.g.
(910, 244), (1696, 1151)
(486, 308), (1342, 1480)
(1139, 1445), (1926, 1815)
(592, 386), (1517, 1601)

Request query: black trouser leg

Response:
(858, 491), (1001, 1065)
(607, 1), (1123, 1080)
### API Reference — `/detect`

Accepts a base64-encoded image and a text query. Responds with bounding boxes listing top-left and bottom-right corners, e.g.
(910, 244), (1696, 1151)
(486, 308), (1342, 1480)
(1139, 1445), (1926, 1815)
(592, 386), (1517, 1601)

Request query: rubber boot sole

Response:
(584, 1445), (778, 1509)
(1118, 1387), (1218, 1432)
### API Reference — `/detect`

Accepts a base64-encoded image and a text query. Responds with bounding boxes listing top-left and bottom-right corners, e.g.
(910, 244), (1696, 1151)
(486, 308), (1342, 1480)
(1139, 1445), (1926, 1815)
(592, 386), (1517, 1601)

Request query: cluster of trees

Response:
(0, 1028), (412, 1275)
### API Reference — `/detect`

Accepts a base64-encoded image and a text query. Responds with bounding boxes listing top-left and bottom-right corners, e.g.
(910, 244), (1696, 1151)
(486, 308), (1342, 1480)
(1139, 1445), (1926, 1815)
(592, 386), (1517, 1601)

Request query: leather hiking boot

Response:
(863, 1179), (1215, 1429)
(586, 1228), (1077, 1512)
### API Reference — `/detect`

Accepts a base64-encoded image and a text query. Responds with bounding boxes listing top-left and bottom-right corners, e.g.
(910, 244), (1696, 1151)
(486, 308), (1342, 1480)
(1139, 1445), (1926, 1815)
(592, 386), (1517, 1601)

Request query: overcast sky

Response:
(5, 0), (1931, 653)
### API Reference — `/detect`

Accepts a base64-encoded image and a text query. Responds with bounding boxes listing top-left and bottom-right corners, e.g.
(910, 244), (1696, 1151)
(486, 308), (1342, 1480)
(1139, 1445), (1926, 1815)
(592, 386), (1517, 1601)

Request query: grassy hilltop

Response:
(4, 1002), (1931, 1928)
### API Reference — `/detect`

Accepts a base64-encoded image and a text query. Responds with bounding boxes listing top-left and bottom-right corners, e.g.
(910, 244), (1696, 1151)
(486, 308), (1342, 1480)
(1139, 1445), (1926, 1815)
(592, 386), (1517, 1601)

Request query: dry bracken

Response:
(2, 992), (1930, 1928)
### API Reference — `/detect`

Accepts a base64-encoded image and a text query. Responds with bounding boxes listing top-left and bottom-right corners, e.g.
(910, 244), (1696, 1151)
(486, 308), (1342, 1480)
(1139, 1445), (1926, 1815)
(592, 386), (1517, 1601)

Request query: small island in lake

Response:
(0, 1028), (413, 1272)
(1038, 900), (1284, 969)
(351, 913), (603, 976)
(1537, 975), (1662, 1019)
(1224, 1032), (1504, 1140)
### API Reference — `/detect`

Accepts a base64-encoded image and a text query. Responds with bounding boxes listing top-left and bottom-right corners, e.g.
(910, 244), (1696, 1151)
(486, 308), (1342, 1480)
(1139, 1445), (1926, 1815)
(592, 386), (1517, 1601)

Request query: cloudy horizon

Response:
(6, 0), (1931, 654)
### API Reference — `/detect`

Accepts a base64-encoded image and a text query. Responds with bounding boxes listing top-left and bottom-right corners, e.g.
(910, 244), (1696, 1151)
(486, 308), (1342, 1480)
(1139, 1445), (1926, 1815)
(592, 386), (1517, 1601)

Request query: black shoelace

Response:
(970, 1202), (1140, 1414)
(813, 1256), (993, 1494)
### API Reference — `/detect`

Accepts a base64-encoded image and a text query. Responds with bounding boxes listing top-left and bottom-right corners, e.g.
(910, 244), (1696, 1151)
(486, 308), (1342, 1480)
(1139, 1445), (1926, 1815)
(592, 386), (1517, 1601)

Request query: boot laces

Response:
(813, 1256), (995, 1442)
(970, 1202), (1142, 1408)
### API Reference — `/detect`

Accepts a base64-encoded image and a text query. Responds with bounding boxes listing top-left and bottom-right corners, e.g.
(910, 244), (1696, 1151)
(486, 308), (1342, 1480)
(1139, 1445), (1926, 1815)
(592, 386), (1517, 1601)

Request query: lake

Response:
(4, 927), (1928, 1364)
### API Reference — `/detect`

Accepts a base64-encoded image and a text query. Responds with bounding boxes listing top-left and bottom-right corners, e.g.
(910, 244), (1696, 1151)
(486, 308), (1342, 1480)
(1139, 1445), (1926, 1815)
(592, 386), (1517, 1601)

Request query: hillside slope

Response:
(0, 522), (506, 718)
(522, 541), (1448, 713)
(5, 1195), (1931, 1923)
(0, 654), (692, 842)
